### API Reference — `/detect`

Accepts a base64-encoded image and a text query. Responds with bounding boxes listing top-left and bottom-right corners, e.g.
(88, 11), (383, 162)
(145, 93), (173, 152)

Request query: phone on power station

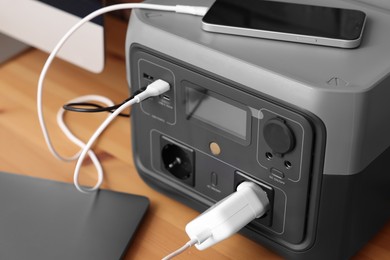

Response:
(202, 0), (367, 48)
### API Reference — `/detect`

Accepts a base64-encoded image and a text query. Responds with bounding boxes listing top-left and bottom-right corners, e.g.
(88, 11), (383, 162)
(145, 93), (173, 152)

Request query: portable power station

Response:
(125, 0), (390, 259)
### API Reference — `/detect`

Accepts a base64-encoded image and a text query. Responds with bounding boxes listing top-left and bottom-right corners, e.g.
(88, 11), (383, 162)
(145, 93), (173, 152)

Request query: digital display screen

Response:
(186, 87), (247, 140)
(203, 0), (366, 40)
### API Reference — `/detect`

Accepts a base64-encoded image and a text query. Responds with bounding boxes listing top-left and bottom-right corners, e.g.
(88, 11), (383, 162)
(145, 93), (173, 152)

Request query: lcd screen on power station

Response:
(186, 87), (247, 139)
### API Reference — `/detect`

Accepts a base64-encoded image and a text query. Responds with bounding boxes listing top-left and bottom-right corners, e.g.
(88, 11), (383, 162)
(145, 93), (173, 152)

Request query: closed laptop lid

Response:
(0, 172), (149, 260)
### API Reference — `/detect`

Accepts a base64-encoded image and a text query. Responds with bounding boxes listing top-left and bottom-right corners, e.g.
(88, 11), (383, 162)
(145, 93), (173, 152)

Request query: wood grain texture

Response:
(0, 15), (389, 260)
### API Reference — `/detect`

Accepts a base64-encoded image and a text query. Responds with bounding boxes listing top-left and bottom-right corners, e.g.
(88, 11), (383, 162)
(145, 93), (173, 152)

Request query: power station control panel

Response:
(130, 46), (322, 248)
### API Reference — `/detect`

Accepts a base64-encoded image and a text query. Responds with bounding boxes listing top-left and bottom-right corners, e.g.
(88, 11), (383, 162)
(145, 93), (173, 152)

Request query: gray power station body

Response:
(125, 0), (390, 259)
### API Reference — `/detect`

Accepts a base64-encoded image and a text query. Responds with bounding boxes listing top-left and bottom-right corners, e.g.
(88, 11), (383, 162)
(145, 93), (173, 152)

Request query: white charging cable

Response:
(73, 79), (170, 192)
(36, 4), (270, 258)
(56, 95), (115, 191)
(37, 3), (208, 192)
(162, 181), (270, 259)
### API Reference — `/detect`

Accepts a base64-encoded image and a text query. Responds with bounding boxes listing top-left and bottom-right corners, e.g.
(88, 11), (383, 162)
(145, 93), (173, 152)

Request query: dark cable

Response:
(63, 88), (146, 117)
(63, 101), (131, 117)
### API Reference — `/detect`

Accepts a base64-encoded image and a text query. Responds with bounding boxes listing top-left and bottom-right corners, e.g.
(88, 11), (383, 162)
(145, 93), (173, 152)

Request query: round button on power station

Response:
(263, 118), (295, 156)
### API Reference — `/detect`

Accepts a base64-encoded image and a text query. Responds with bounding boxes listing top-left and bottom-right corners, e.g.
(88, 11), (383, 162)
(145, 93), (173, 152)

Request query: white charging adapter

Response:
(185, 181), (270, 250)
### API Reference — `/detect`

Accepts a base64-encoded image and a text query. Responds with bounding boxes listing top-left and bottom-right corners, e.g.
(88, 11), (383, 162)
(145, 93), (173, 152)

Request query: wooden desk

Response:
(0, 17), (389, 260)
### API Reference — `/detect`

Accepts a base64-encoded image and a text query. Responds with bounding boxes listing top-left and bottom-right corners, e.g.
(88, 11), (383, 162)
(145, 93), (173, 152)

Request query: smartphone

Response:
(202, 0), (367, 48)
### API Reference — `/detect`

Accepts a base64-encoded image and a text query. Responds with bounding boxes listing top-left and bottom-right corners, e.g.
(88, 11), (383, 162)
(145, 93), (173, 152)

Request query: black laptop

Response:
(0, 172), (149, 260)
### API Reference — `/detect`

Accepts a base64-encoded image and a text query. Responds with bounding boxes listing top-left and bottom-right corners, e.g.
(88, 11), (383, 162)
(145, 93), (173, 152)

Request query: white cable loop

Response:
(37, 3), (206, 192)
(72, 97), (138, 193)
(56, 95), (115, 192)
(56, 95), (115, 162)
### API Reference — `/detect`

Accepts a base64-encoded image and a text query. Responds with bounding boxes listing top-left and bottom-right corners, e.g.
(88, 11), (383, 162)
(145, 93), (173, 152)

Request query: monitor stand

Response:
(0, 33), (30, 64)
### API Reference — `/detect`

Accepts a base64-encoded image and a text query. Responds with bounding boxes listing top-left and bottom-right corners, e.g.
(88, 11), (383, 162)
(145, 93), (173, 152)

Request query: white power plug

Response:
(185, 181), (270, 250)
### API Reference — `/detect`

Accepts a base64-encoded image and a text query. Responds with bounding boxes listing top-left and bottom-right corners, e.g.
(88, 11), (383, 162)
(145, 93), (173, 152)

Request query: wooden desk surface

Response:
(0, 17), (389, 260)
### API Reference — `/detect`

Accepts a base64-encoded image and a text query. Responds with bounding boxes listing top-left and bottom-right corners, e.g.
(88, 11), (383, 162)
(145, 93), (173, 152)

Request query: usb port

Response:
(143, 73), (154, 81)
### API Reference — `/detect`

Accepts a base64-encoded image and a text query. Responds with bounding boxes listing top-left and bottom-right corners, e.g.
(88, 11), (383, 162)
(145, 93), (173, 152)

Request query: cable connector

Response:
(134, 79), (170, 103)
(175, 5), (209, 16)
(185, 181), (269, 250)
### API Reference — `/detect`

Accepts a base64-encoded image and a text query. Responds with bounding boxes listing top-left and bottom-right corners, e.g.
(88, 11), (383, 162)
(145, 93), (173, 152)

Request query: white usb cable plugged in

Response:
(72, 79), (169, 192)
(36, 3), (271, 259)
(37, 3), (208, 192)
(162, 181), (270, 259)
(56, 95), (116, 191)
(35, 2), (271, 259)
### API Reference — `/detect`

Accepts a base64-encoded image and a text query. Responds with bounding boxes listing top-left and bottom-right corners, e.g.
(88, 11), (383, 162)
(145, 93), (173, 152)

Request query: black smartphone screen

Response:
(203, 0), (366, 40)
